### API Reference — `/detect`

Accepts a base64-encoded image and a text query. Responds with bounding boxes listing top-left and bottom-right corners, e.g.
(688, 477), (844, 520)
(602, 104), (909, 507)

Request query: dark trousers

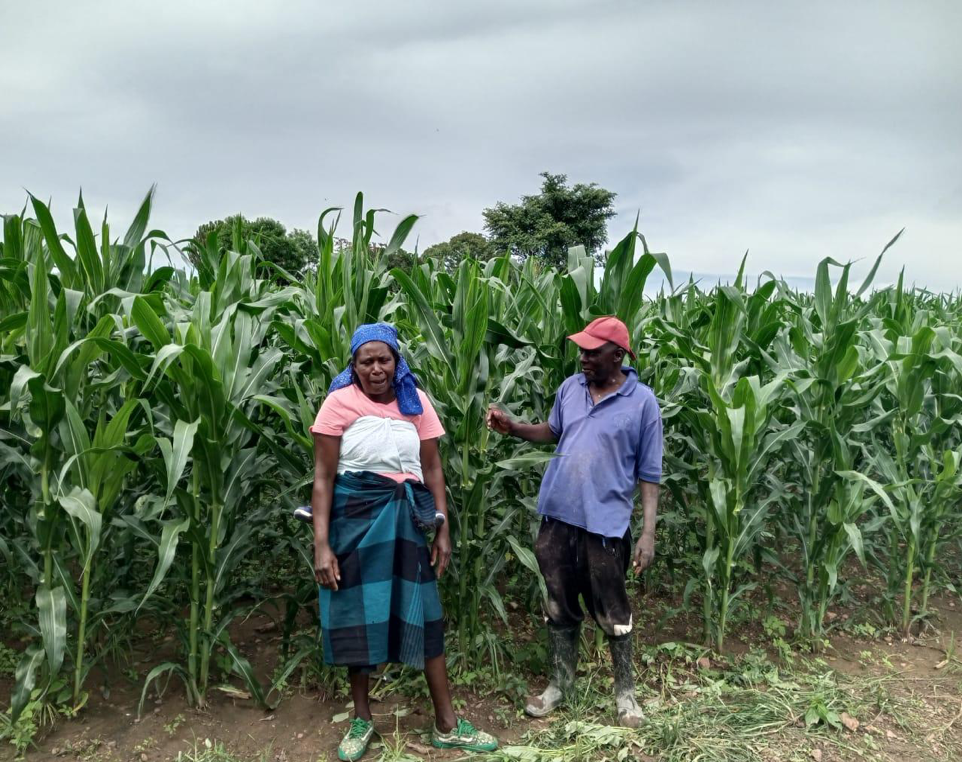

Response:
(534, 516), (634, 637)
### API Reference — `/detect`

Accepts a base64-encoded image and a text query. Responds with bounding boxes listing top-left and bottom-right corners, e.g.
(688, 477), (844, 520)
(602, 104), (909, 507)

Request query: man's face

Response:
(579, 342), (624, 384)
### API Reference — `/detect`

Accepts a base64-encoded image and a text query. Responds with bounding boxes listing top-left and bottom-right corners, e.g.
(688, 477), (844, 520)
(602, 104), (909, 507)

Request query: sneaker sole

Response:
(338, 740), (373, 762)
(338, 729), (376, 761)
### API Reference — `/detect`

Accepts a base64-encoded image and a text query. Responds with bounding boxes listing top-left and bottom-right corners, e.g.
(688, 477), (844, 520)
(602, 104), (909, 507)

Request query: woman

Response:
(310, 323), (498, 761)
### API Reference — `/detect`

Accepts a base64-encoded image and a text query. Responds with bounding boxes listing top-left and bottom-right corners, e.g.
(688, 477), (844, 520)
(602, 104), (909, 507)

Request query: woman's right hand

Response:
(314, 542), (340, 590)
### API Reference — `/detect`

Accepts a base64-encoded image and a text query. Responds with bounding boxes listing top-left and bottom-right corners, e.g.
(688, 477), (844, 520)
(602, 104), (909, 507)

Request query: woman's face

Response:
(353, 341), (396, 398)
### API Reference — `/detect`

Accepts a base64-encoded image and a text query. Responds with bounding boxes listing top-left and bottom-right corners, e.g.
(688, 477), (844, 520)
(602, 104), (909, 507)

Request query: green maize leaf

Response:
(25, 374), (65, 438)
(843, 522), (866, 565)
(29, 194), (77, 283)
(0, 310), (27, 332)
(506, 534), (548, 604)
(813, 257), (842, 328)
(139, 517), (191, 611)
(937, 450), (960, 483)
(235, 347), (283, 404)
(382, 214), (419, 260)
(702, 547), (720, 583)
(54, 335), (149, 381)
(59, 487), (101, 567)
(267, 646), (316, 700)
(617, 253), (656, 323)
(495, 451), (557, 470)
(213, 520), (256, 595)
(145, 342), (187, 387)
(131, 294), (171, 349)
(138, 662), (194, 717)
(36, 584), (67, 676)
(144, 265), (175, 292)
(221, 448), (261, 522)
(52, 555), (81, 614)
(856, 229), (902, 298)
(73, 204), (105, 295)
(61, 399), (92, 489)
(99, 397), (140, 449)
(9, 364), (41, 419)
(157, 419), (199, 507)
(123, 186), (155, 251)
(391, 267), (452, 366)
(11, 645), (45, 722)
(26, 244), (53, 370)
(221, 638), (273, 710)
(746, 421), (806, 486)
(837, 470), (896, 515)
(252, 395), (312, 452)
(480, 583), (509, 625)
(825, 560), (840, 594)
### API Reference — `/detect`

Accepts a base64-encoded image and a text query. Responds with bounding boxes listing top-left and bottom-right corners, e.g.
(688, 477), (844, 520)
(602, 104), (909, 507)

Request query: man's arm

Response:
(486, 406), (558, 443)
(633, 480), (660, 573)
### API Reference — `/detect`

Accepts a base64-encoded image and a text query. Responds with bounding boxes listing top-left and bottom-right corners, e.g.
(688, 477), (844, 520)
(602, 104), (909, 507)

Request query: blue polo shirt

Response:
(537, 368), (663, 538)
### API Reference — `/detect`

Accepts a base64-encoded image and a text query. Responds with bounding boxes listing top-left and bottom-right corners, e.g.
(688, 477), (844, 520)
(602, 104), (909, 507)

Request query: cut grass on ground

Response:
(485, 650), (951, 762)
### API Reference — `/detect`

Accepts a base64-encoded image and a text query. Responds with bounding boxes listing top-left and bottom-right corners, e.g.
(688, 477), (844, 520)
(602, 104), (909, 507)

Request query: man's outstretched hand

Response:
(486, 405), (513, 435)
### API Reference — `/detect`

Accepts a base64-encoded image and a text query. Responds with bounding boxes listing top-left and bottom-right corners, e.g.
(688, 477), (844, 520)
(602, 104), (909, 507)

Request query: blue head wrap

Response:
(328, 323), (423, 416)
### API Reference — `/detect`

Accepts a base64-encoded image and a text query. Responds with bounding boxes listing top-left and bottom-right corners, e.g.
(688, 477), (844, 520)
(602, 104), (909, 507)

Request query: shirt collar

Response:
(577, 366), (638, 396)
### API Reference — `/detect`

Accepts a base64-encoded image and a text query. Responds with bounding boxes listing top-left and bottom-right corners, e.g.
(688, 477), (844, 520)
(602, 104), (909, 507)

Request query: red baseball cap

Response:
(567, 316), (635, 359)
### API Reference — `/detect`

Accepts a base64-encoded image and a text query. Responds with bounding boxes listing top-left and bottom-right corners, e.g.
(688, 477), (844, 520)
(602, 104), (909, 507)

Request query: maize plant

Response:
(126, 245), (298, 708)
(393, 255), (524, 663)
(780, 248), (892, 642)
(862, 309), (962, 634)
(2, 192), (168, 719)
(671, 266), (804, 652)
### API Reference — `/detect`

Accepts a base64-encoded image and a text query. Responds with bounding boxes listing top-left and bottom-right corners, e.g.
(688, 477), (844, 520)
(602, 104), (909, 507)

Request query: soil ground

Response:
(4, 588), (962, 762)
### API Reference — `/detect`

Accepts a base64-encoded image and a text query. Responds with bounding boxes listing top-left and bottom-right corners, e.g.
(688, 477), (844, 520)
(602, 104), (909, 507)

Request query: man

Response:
(486, 316), (662, 727)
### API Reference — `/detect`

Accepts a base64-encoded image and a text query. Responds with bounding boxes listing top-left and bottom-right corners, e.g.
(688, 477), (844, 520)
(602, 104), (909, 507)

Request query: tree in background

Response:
(288, 227), (318, 271)
(190, 215), (315, 277)
(482, 172), (617, 268)
(423, 231), (494, 271)
(191, 172), (617, 278)
(379, 243), (416, 273)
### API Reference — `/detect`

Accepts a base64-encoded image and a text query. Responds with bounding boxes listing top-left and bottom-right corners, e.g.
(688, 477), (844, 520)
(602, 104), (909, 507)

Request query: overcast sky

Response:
(2, 0), (960, 288)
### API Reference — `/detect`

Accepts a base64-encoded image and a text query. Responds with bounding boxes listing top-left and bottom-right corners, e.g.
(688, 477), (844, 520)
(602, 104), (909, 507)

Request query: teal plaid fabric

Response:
(319, 471), (444, 670)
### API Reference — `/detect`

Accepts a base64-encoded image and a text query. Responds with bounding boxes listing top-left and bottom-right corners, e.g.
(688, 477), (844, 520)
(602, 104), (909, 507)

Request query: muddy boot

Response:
(525, 625), (579, 717)
(609, 633), (643, 728)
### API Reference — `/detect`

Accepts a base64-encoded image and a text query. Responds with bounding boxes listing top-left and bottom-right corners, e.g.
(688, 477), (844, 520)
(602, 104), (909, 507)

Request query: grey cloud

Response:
(1, 0), (959, 286)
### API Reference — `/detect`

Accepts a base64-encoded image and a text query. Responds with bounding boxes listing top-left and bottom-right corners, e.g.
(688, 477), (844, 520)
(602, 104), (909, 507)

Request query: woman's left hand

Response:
(431, 529), (452, 578)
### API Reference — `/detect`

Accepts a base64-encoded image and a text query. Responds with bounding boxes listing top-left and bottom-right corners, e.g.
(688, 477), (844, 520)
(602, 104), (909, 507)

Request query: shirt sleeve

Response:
(415, 390), (445, 440)
(309, 390), (353, 436)
(636, 399), (663, 483)
(547, 381), (566, 437)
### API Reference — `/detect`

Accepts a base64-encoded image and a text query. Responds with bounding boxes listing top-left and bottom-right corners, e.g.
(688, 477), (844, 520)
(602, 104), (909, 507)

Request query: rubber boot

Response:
(609, 633), (643, 728)
(525, 625), (579, 717)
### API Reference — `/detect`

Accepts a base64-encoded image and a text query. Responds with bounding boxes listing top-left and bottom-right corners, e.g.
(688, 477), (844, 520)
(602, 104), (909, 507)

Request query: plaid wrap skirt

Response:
(319, 471), (444, 670)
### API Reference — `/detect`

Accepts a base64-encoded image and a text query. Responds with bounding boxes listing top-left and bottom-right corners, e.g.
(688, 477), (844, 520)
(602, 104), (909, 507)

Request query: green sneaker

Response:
(338, 717), (375, 761)
(431, 717), (499, 752)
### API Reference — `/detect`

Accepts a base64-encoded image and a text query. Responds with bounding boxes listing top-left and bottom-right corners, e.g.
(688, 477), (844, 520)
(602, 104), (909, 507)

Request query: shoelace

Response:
(455, 718), (478, 738)
(348, 718), (371, 739)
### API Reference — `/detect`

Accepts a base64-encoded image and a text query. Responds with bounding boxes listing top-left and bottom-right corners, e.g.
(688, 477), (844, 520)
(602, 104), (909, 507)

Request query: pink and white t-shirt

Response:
(310, 385), (445, 483)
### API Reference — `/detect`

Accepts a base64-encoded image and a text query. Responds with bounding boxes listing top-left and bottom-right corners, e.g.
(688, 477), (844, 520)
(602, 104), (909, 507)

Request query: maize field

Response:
(1, 190), (962, 750)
